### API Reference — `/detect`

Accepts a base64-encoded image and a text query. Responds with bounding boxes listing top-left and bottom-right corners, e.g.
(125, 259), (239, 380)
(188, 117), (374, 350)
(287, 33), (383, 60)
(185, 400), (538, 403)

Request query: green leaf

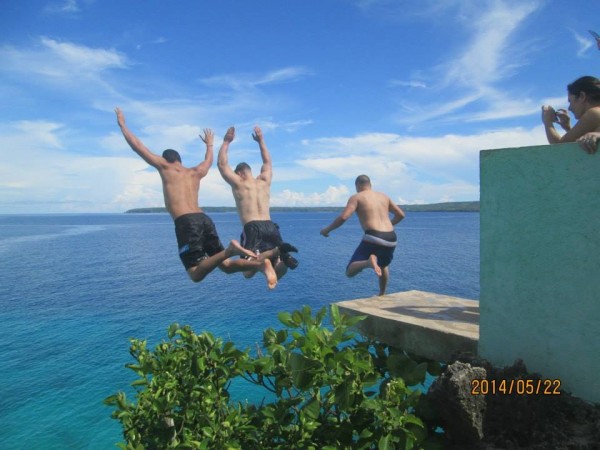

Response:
(276, 329), (288, 344)
(291, 310), (303, 326)
(345, 314), (367, 327)
(315, 307), (327, 326)
(405, 362), (428, 386)
(301, 305), (312, 323)
(167, 323), (179, 339)
(278, 312), (295, 327)
(359, 428), (374, 439)
(103, 394), (117, 406)
(378, 434), (392, 450)
(289, 352), (313, 390)
(427, 360), (443, 376)
(387, 352), (415, 378)
(334, 379), (351, 410)
(330, 304), (340, 327)
(302, 396), (320, 420)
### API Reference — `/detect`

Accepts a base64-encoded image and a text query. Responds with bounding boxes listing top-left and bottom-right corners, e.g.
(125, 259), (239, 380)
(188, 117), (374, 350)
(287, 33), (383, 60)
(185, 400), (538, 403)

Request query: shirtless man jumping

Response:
(320, 175), (405, 296)
(217, 126), (298, 284)
(115, 108), (276, 288)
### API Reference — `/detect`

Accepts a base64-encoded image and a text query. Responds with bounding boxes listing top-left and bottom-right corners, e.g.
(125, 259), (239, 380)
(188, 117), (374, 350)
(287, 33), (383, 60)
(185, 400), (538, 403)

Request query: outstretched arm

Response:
(193, 128), (214, 178)
(320, 195), (357, 237)
(389, 199), (406, 225)
(252, 126), (272, 183)
(217, 127), (240, 185)
(115, 107), (163, 168)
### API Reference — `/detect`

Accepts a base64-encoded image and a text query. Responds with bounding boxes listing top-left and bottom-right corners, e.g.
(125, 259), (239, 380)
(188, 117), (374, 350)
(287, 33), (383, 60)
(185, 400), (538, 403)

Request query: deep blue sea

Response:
(0, 211), (479, 449)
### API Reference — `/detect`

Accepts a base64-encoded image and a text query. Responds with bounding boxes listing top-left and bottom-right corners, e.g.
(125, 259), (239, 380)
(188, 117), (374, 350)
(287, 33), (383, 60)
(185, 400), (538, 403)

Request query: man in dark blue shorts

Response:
(321, 175), (405, 295)
(217, 126), (298, 284)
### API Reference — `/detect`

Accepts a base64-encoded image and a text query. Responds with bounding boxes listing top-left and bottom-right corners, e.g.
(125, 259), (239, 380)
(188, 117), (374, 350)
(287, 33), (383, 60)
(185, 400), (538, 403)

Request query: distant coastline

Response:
(125, 201), (480, 214)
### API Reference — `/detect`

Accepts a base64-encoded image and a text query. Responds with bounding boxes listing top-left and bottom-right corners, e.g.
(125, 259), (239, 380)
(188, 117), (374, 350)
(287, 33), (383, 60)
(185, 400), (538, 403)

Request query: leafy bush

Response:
(105, 305), (443, 449)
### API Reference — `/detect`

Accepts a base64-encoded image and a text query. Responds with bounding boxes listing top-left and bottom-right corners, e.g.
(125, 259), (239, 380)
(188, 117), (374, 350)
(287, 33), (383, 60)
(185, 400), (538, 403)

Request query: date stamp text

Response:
(471, 378), (561, 396)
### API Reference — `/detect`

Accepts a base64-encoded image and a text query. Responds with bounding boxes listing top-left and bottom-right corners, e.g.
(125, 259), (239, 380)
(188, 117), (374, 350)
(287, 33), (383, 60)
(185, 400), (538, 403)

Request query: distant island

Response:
(125, 201), (479, 214)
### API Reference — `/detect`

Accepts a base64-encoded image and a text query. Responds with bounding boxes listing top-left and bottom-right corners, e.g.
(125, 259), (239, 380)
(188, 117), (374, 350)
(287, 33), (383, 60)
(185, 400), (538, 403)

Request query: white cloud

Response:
(0, 120), (150, 212)
(443, 2), (538, 87)
(246, 119), (313, 133)
(44, 0), (80, 13)
(271, 185), (350, 207)
(573, 31), (593, 57)
(199, 67), (312, 91)
(0, 37), (129, 83)
(293, 125), (545, 205)
(393, 0), (543, 126)
(389, 79), (427, 89)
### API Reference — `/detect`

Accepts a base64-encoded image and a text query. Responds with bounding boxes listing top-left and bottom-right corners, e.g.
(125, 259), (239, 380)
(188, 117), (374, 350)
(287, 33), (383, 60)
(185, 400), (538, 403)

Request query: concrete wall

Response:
(479, 143), (600, 403)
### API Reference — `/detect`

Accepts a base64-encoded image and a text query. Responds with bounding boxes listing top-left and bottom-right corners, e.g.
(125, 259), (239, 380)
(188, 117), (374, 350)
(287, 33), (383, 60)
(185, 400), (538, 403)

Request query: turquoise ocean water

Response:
(0, 211), (479, 449)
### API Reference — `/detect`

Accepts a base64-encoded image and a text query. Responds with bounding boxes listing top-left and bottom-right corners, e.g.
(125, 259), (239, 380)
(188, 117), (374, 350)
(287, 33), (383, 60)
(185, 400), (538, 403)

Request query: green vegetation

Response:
(105, 305), (444, 449)
(125, 201), (479, 214)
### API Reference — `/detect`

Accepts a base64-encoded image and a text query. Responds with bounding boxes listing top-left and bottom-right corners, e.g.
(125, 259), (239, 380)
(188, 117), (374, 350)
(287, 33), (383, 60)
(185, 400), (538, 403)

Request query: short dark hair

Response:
(234, 162), (251, 174)
(162, 149), (182, 163)
(355, 174), (371, 186)
(567, 76), (600, 102)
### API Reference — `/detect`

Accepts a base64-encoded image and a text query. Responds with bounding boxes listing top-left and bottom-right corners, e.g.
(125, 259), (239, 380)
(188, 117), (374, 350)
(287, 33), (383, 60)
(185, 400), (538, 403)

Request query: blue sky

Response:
(1, 0), (599, 213)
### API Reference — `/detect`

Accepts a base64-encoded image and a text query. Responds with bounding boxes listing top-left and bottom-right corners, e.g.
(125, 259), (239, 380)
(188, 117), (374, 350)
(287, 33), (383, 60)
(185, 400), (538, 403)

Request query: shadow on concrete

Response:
(381, 305), (480, 325)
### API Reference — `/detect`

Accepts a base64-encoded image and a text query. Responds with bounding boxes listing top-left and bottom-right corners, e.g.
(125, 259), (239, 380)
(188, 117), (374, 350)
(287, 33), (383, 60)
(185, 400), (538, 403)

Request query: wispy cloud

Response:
(0, 37), (129, 81)
(573, 31), (594, 57)
(136, 36), (168, 50)
(392, 0), (542, 126)
(389, 79), (427, 89)
(199, 67), (313, 91)
(44, 0), (80, 14)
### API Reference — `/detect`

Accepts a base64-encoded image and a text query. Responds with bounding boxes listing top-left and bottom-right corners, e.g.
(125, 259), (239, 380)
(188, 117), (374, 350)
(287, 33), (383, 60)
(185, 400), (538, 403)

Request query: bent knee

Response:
(188, 273), (205, 283)
(187, 267), (207, 283)
(219, 261), (234, 274)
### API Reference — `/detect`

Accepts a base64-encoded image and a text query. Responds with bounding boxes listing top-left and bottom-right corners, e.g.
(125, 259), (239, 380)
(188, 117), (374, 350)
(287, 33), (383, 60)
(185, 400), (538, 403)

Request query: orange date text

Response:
(471, 378), (561, 396)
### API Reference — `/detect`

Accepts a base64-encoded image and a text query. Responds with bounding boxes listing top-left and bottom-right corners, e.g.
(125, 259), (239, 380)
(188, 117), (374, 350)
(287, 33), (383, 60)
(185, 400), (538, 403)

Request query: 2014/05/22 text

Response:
(471, 379), (561, 395)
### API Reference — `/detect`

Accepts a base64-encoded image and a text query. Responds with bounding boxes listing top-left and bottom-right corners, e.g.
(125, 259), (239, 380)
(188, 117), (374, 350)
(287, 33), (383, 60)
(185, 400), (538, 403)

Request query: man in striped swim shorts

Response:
(320, 175), (405, 295)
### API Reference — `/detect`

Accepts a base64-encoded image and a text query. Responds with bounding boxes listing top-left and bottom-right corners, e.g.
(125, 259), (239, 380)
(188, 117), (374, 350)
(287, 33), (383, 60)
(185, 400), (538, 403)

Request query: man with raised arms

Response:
(217, 126), (298, 284)
(115, 108), (276, 288)
(320, 175), (405, 296)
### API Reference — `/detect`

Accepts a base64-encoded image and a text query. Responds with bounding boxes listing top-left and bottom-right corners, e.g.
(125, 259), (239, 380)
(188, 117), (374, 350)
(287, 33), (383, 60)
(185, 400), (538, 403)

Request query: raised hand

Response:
(200, 128), (214, 146)
(224, 126), (235, 143)
(252, 126), (263, 142)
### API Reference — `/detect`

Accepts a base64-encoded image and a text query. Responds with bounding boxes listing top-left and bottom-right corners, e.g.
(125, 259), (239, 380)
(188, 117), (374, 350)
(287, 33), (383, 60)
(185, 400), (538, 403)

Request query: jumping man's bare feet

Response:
(368, 254), (382, 277)
(261, 258), (277, 289)
(225, 240), (257, 259)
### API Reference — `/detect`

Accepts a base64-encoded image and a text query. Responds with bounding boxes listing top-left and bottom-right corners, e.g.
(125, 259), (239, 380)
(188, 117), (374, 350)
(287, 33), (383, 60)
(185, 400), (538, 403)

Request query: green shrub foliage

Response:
(105, 305), (443, 449)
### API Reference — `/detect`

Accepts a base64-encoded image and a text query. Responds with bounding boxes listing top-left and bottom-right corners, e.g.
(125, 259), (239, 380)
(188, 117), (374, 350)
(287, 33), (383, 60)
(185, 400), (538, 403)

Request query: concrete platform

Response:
(335, 290), (479, 362)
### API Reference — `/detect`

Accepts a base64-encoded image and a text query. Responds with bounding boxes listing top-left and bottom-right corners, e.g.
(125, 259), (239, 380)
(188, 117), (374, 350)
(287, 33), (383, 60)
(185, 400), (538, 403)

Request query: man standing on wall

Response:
(217, 126), (298, 285)
(115, 108), (277, 288)
(320, 175), (405, 295)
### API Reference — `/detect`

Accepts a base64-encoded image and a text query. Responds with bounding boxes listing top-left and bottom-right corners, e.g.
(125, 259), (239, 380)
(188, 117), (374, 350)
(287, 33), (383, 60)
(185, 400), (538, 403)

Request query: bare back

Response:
(354, 190), (395, 232)
(158, 164), (203, 219)
(231, 176), (271, 225)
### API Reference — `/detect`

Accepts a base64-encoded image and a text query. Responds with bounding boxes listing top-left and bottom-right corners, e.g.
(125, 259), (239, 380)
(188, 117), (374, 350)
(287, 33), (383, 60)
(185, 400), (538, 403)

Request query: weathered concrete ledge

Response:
(336, 290), (479, 362)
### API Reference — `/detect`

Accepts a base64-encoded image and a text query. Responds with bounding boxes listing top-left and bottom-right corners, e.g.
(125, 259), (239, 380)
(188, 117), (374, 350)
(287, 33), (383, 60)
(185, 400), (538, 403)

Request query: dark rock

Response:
(428, 360), (487, 444)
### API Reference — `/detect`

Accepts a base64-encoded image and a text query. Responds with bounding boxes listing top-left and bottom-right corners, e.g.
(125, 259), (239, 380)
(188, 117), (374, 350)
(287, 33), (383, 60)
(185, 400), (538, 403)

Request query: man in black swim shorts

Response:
(175, 212), (226, 270)
(321, 175), (405, 296)
(217, 125), (298, 282)
(115, 108), (277, 288)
